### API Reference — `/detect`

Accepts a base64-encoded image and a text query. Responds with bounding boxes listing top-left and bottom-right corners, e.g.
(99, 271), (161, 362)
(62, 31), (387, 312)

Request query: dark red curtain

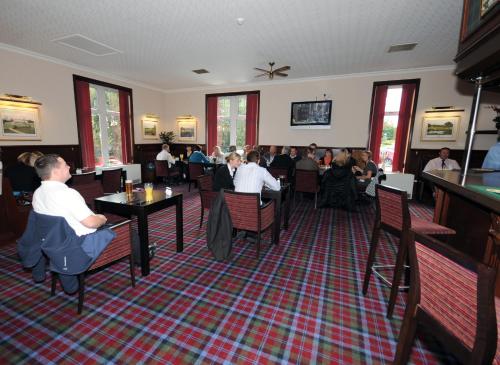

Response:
(392, 84), (416, 172)
(74, 80), (95, 168)
(368, 85), (388, 165)
(246, 93), (259, 147)
(206, 96), (218, 155)
(119, 90), (133, 164)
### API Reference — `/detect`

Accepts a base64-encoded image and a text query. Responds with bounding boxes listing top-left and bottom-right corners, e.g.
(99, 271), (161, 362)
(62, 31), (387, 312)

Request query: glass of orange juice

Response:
(144, 182), (154, 201)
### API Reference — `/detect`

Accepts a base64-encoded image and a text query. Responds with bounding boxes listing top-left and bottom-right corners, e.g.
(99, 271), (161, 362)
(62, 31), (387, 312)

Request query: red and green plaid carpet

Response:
(0, 190), (458, 364)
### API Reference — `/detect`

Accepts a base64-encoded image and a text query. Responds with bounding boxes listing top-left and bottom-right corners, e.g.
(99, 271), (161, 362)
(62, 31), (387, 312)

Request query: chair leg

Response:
(129, 254), (136, 287)
(314, 192), (317, 209)
(362, 225), (380, 295)
(393, 305), (418, 364)
(77, 274), (85, 314)
(386, 237), (408, 318)
(188, 181), (191, 192)
(256, 232), (261, 259)
(51, 273), (57, 296)
(199, 207), (204, 228)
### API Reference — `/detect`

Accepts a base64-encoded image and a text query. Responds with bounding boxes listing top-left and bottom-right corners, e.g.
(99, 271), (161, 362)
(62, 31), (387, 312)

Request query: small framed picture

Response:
(421, 116), (460, 142)
(142, 117), (158, 139)
(481, 0), (498, 17)
(0, 105), (41, 140)
(177, 120), (197, 142)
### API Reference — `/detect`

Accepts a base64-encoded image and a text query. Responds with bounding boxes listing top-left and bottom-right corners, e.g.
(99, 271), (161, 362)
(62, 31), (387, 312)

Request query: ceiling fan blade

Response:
(254, 73), (268, 78)
(273, 65), (290, 73)
(254, 68), (269, 73)
(274, 72), (288, 77)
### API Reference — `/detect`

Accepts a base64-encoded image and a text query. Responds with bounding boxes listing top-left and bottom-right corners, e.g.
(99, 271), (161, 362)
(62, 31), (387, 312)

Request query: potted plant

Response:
(159, 131), (175, 145)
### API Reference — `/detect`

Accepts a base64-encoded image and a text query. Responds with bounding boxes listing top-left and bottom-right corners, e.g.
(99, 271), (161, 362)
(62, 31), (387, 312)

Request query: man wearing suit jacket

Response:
(270, 146), (295, 181)
(213, 152), (242, 191)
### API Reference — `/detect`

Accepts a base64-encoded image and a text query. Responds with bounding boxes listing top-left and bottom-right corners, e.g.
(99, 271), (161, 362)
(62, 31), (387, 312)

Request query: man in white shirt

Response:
(156, 144), (176, 167)
(234, 150), (280, 195)
(33, 154), (107, 236)
(423, 147), (461, 172)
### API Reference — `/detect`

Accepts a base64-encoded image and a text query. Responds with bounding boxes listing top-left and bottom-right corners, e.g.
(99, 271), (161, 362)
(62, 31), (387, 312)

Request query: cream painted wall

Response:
(164, 68), (499, 150)
(0, 48), (166, 146)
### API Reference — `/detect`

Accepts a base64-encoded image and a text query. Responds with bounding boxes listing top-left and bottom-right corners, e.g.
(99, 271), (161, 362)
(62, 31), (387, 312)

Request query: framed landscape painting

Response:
(421, 116), (460, 142)
(0, 105), (41, 140)
(177, 120), (196, 142)
(142, 118), (158, 139)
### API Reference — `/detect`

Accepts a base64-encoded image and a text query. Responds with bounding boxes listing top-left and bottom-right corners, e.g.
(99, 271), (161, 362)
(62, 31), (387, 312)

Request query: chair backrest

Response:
(101, 168), (122, 194)
(71, 172), (96, 185)
(295, 169), (319, 193)
(406, 232), (497, 363)
(188, 163), (205, 181)
(155, 160), (168, 178)
(268, 166), (289, 182)
(72, 180), (105, 210)
(375, 184), (410, 232)
(197, 174), (213, 191)
(88, 220), (131, 271)
(223, 190), (261, 232)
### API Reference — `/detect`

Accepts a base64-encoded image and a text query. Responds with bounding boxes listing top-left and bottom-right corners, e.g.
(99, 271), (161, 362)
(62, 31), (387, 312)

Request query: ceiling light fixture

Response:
(387, 43), (418, 53)
(236, 17), (245, 25)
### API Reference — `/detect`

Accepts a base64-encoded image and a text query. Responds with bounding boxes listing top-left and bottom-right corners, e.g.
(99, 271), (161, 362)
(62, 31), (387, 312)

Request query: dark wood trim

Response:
(0, 145), (82, 171)
(73, 74), (133, 93)
(204, 91), (261, 147)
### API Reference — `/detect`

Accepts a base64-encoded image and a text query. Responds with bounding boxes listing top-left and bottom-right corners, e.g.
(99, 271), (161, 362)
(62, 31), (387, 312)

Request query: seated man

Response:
(423, 147), (461, 171)
(289, 146), (301, 162)
(20, 154), (109, 293)
(156, 143), (176, 167)
(270, 146), (295, 182)
(234, 150), (280, 196)
(188, 145), (210, 164)
(262, 145), (277, 166)
(296, 147), (319, 171)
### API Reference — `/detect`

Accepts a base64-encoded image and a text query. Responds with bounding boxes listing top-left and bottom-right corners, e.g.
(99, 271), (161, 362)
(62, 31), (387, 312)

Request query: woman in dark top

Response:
(5, 151), (42, 193)
(213, 152), (242, 191)
(319, 150), (357, 210)
(352, 150), (378, 190)
(319, 149), (334, 166)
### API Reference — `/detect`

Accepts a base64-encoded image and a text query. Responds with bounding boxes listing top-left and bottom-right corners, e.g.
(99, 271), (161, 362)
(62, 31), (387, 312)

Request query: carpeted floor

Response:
(0, 185), (458, 364)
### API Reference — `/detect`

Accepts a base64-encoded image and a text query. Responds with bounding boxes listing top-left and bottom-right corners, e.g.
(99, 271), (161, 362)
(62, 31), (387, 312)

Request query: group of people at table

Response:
(156, 143), (379, 210)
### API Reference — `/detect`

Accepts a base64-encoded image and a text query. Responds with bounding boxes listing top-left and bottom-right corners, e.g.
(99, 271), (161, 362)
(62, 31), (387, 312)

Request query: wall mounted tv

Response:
(290, 100), (332, 129)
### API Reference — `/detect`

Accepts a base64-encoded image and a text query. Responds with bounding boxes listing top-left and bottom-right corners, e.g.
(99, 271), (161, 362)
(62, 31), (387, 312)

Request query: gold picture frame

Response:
(177, 118), (197, 142)
(142, 117), (158, 140)
(421, 116), (460, 142)
(0, 104), (41, 141)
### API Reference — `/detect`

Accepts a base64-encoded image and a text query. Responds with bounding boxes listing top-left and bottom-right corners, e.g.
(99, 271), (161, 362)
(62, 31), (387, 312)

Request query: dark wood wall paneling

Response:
(0, 145), (82, 171)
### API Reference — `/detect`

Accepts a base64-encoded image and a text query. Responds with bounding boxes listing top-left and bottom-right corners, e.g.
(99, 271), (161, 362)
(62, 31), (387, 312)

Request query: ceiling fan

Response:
(254, 62), (291, 79)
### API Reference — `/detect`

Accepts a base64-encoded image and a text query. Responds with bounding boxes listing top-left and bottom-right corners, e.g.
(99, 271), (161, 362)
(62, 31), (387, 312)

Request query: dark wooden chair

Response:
(197, 175), (216, 228)
(223, 190), (275, 258)
(362, 184), (455, 318)
(188, 163), (205, 192)
(50, 220), (135, 314)
(101, 168), (122, 194)
(268, 166), (290, 183)
(72, 180), (105, 211)
(393, 231), (497, 364)
(155, 160), (181, 185)
(70, 172), (96, 185)
(294, 169), (320, 209)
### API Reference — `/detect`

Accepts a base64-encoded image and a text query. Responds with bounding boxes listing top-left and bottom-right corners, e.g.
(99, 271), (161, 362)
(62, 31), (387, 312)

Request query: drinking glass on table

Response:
(179, 153), (184, 161)
(144, 182), (154, 201)
(125, 179), (133, 197)
(278, 175), (286, 187)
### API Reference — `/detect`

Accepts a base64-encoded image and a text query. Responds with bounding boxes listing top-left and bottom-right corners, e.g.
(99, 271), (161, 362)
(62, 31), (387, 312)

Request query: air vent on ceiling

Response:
(387, 43), (418, 53)
(192, 69), (209, 74)
(52, 34), (121, 56)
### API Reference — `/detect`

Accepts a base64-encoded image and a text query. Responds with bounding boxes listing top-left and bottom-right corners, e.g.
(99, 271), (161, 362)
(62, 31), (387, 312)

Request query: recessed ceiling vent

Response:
(52, 34), (122, 56)
(387, 43), (418, 53)
(192, 69), (209, 74)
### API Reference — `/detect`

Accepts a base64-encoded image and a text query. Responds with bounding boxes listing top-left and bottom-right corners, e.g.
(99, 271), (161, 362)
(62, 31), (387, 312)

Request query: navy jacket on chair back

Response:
(18, 211), (115, 275)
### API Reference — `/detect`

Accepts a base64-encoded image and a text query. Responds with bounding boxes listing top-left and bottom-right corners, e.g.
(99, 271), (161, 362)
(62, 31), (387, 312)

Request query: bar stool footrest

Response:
(372, 264), (410, 290)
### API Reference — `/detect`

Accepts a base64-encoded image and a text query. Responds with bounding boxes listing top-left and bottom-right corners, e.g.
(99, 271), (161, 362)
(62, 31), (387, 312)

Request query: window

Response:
(216, 95), (247, 153)
(380, 86), (403, 170)
(89, 85), (123, 166)
(74, 75), (133, 168)
(206, 91), (259, 157)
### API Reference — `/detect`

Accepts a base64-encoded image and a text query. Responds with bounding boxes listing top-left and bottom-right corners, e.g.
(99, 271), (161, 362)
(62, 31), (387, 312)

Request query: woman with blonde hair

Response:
(211, 145), (225, 164)
(213, 152), (242, 191)
(5, 151), (41, 194)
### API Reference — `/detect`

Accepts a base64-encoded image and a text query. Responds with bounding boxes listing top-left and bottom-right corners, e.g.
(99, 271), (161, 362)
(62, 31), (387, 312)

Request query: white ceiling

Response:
(0, 0), (463, 91)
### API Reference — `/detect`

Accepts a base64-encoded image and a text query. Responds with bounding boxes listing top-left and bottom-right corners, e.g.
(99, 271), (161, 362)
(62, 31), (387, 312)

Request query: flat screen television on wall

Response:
(290, 100), (332, 129)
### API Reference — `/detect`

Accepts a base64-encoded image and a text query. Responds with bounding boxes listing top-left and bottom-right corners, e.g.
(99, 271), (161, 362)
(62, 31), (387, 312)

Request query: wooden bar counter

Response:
(424, 169), (500, 293)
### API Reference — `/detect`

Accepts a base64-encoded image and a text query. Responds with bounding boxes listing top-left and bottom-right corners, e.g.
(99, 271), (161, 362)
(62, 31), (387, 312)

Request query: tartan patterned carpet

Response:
(0, 189), (459, 364)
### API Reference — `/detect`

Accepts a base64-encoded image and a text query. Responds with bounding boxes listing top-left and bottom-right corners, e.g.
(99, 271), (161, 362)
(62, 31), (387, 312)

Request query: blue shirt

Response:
(482, 142), (500, 170)
(188, 150), (210, 164)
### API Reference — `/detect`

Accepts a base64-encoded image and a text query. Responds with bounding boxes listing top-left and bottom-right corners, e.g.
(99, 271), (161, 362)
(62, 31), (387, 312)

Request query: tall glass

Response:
(125, 179), (133, 197)
(179, 153), (184, 161)
(144, 182), (154, 201)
